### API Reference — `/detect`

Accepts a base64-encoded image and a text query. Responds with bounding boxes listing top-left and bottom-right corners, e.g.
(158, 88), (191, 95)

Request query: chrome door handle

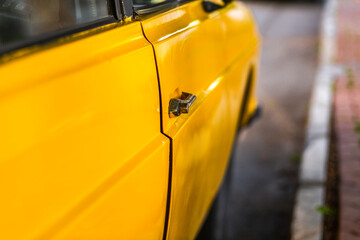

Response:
(169, 92), (197, 117)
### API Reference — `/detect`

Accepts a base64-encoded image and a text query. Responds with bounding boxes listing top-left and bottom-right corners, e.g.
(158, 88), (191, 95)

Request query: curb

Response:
(291, 0), (342, 239)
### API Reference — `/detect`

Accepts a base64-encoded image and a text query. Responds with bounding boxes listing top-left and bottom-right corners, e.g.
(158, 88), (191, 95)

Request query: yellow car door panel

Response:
(221, 3), (261, 124)
(0, 0), (260, 238)
(0, 21), (169, 239)
(140, 1), (260, 239)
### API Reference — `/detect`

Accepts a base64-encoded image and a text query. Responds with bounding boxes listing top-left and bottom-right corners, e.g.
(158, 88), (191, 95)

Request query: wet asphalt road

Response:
(225, 2), (322, 240)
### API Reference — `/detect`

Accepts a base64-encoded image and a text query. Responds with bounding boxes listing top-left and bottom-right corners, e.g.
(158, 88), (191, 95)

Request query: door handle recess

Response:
(169, 92), (197, 118)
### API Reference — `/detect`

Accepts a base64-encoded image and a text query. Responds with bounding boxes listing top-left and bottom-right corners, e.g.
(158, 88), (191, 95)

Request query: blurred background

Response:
(224, 1), (322, 239)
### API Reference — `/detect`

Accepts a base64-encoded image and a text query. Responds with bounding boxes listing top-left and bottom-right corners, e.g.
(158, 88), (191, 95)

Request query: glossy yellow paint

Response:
(0, 0), (260, 238)
(141, 1), (260, 239)
(0, 22), (169, 239)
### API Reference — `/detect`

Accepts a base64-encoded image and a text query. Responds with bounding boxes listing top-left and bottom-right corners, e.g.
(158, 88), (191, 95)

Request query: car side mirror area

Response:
(202, 1), (223, 13)
(202, 0), (232, 13)
(222, 0), (232, 4)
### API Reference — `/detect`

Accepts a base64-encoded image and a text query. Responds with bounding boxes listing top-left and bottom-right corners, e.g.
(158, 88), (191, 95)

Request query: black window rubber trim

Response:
(134, 1), (179, 15)
(133, 0), (193, 17)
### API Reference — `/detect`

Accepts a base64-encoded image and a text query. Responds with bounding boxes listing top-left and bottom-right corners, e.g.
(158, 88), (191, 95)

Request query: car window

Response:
(133, 0), (178, 14)
(0, 0), (112, 52)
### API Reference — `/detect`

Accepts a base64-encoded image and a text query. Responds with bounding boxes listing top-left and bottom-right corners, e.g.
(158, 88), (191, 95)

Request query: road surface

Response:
(225, 2), (322, 239)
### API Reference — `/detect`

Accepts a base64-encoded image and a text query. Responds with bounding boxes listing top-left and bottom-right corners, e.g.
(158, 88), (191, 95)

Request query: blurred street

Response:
(225, 2), (322, 239)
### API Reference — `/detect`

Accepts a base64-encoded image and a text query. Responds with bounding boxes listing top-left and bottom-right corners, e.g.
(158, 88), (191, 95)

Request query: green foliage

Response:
(347, 79), (355, 89)
(346, 67), (354, 80)
(346, 67), (355, 89)
(354, 123), (360, 148)
(331, 82), (336, 92)
(290, 153), (301, 164)
(316, 205), (336, 216)
(355, 122), (360, 134)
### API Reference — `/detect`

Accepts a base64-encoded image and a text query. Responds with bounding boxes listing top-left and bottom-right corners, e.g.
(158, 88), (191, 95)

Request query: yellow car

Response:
(0, 0), (260, 239)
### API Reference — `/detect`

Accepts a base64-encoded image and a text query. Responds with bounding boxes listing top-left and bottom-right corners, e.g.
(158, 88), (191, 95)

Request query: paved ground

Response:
(334, 0), (360, 238)
(225, 2), (322, 239)
(334, 79), (360, 240)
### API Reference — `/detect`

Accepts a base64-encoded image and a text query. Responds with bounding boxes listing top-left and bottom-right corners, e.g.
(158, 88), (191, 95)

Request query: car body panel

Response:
(0, 0), (260, 239)
(141, 1), (260, 239)
(0, 22), (169, 239)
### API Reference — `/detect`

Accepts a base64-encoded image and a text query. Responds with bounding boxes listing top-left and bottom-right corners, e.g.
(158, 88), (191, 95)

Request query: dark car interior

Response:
(0, 0), (110, 52)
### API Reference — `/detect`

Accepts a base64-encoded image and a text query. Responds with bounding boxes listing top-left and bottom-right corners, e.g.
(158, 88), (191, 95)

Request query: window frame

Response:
(131, 0), (194, 16)
(0, 0), (123, 57)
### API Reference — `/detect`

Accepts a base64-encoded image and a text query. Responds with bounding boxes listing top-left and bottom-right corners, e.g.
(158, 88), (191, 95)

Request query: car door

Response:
(0, 1), (170, 239)
(138, 0), (260, 239)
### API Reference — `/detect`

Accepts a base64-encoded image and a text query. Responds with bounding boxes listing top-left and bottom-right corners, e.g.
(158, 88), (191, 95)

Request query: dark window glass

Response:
(133, 0), (177, 13)
(0, 0), (111, 51)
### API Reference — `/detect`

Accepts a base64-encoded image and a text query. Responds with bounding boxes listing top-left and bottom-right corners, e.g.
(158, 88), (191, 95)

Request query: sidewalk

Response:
(333, 0), (360, 238)
(291, 0), (360, 239)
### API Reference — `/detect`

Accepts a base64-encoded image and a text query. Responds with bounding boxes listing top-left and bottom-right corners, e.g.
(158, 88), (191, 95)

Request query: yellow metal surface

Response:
(0, 22), (169, 239)
(141, 1), (260, 239)
(0, 0), (260, 238)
